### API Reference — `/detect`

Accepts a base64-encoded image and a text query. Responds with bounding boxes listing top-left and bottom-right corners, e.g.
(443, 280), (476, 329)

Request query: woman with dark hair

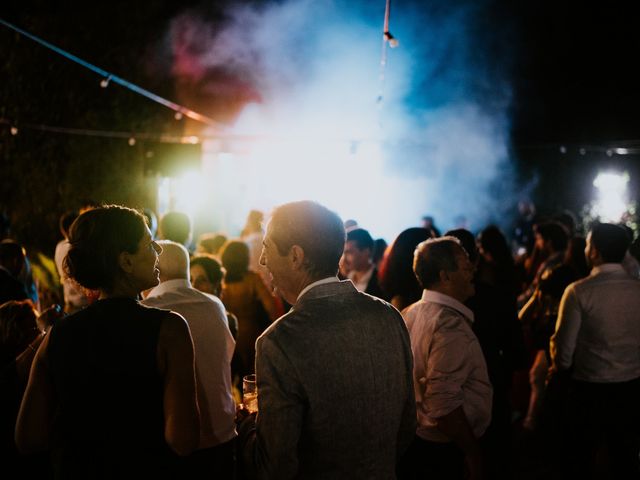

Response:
(476, 225), (517, 296)
(378, 228), (432, 311)
(519, 235), (589, 431)
(190, 254), (238, 340)
(220, 240), (279, 380)
(15, 205), (199, 479)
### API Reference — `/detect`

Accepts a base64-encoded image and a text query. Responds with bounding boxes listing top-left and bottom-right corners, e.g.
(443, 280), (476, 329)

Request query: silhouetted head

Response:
(159, 211), (192, 246)
(66, 205), (162, 294)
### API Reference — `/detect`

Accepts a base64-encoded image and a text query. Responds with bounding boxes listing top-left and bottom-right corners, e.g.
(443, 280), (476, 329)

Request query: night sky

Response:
(2, 0), (640, 249)
(510, 1), (640, 145)
(5, 1), (640, 145)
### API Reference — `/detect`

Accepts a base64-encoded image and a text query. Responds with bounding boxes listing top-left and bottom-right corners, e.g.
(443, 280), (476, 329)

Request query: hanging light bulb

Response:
(100, 75), (112, 88)
(174, 112), (184, 121)
(128, 137), (136, 146)
(10, 126), (18, 136)
(384, 31), (399, 48)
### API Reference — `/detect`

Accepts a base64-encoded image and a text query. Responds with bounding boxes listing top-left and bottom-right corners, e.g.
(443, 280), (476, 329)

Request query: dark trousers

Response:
(180, 438), (236, 479)
(561, 377), (640, 479)
(398, 435), (465, 480)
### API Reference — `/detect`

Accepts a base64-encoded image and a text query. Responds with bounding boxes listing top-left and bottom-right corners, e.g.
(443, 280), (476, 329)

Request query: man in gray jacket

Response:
(239, 200), (416, 479)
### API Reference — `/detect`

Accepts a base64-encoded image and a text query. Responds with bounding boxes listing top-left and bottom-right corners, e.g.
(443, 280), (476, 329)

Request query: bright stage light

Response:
(591, 171), (630, 222)
(157, 170), (208, 220)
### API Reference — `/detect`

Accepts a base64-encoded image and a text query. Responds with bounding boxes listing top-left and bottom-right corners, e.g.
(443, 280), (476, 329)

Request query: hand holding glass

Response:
(242, 374), (258, 413)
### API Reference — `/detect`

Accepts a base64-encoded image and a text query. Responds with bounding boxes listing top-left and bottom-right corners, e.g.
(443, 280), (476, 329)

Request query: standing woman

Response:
(15, 205), (199, 479)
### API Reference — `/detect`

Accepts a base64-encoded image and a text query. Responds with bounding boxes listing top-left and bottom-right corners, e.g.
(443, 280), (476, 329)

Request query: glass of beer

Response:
(242, 374), (258, 413)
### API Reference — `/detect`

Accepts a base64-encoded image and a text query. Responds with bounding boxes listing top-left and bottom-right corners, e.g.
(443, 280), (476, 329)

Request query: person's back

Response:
(559, 266), (640, 382)
(143, 282), (236, 449)
(47, 298), (172, 477)
(257, 282), (414, 478)
(240, 201), (415, 479)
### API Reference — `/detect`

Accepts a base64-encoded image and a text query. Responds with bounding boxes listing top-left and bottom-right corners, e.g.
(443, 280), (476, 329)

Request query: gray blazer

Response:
(249, 280), (416, 479)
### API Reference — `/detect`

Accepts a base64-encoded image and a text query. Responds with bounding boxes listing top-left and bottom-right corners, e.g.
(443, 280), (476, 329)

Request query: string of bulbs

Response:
(0, 17), (226, 130)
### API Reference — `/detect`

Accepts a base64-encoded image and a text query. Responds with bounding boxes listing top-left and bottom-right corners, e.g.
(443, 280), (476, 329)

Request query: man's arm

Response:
(242, 334), (304, 480)
(550, 285), (581, 372)
(397, 316), (417, 457)
(424, 317), (483, 479)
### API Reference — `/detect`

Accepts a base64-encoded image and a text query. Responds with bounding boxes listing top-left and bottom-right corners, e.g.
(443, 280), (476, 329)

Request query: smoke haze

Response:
(165, 0), (520, 241)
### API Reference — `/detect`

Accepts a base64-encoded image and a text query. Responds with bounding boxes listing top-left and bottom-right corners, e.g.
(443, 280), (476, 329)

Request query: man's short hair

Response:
(156, 240), (189, 280)
(346, 228), (374, 252)
(590, 223), (630, 263)
(535, 222), (569, 252)
(270, 201), (345, 279)
(413, 236), (463, 289)
(159, 211), (191, 245)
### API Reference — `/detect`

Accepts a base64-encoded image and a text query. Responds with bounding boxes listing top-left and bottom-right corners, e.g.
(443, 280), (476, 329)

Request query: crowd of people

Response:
(1, 199), (639, 479)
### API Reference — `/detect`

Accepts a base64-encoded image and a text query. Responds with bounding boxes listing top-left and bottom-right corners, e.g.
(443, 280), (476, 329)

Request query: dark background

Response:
(2, 0), (640, 252)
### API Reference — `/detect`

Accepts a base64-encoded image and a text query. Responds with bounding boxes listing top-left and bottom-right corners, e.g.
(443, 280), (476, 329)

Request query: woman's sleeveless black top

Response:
(47, 297), (176, 479)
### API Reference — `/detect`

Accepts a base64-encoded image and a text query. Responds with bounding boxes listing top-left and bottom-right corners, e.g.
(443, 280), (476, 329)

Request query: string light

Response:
(0, 18), (226, 130)
(384, 31), (399, 48)
(378, 0), (399, 107)
(128, 137), (136, 146)
(10, 126), (18, 135)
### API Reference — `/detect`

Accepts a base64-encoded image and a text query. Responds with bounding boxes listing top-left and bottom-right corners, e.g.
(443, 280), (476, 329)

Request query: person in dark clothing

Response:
(342, 228), (387, 299)
(447, 228), (527, 480)
(15, 205), (200, 479)
(0, 241), (29, 305)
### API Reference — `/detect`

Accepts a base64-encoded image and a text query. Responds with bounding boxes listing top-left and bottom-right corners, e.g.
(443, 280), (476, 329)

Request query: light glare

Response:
(592, 171), (630, 222)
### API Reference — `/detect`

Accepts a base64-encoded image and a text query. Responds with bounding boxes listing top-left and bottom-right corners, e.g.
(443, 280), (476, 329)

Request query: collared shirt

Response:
(551, 264), (640, 383)
(143, 278), (237, 448)
(347, 266), (374, 293)
(297, 276), (340, 302)
(402, 290), (492, 442)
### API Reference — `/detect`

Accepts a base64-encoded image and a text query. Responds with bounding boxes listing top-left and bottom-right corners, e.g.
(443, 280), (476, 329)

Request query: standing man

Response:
(239, 200), (415, 479)
(142, 241), (236, 477)
(550, 223), (640, 478)
(341, 227), (386, 299)
(401, 237), (492, 480)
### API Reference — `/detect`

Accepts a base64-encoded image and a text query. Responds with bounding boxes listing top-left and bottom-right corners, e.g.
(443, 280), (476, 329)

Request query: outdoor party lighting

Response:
(157, 170), (208, 220)
(592, 171), (630, 222)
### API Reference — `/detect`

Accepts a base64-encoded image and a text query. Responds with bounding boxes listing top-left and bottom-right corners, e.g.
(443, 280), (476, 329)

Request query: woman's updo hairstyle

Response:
(65, 205), (147, 291)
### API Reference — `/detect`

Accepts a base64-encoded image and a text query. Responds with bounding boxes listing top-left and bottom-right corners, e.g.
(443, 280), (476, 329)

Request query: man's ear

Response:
(589, 245), (603, 265)
(438, 269), (449, 284)
(118, 251), (134, 274)
(290, 245), (306, 271)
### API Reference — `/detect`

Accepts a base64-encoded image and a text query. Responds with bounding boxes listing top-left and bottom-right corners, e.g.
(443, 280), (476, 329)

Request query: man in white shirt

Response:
(550, 223), (640, 478)
(402, 237), (492, 480)
(142, 241), (236, 477)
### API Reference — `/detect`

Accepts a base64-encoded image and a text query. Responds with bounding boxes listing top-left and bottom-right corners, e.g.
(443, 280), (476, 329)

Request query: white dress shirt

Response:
(402, 290), (492, 442)
(551, 264), (640, 383)
(143, 279), (237, 448)
(347, 266), (374, 293)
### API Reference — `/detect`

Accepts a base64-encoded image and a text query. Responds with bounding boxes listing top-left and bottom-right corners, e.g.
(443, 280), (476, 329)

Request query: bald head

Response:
(157, 240), (189, 282)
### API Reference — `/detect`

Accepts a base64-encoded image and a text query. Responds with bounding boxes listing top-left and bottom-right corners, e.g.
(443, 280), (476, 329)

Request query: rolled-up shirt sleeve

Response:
(423, 320), (469, 419)
(550, 285), (582, 371)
